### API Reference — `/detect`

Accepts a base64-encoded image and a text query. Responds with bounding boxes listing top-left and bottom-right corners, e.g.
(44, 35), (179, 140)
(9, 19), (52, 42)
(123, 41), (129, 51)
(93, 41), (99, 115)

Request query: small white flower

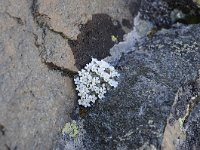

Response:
(98, 92), (105, 99)
(102, 73), (111, 82)
(108, 80), (118, 88)
(74, 58), (119, 107)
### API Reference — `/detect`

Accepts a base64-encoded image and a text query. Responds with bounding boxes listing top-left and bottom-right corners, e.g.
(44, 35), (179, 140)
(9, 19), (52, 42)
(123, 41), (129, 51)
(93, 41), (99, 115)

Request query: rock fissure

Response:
(31, 0), (71, 40)
(31, 0), (78, 73)
(43, 61), (77, 78)
(4, 12), (24, 25)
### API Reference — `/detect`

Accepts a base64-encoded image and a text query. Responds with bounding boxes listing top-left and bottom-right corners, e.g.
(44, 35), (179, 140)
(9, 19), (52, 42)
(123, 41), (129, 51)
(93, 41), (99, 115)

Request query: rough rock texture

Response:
(164, 0), (200, 14)
(82, 24), (200, 150)
(41, 28), (78, 72)
(139, 0), (200, 28)
(36, 0), (136, 40)
(0, 0), (77, 149)
(139, 0), (172, 28)
(162, 78), (200, 149)
(68, 14), (125, 69)
(32, 0), (142, 70)
(181, 102), (200, 149)
(0, 0), (143, 149)
(103, 13), (154, 65)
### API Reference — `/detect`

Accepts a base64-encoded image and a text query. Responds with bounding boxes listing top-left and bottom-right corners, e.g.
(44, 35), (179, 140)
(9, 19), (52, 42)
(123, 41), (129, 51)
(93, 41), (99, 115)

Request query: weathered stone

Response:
(68, 14), (125, 69)
(0, 0), (144, 149)
(42, 29), (78, 72)
(164, 0), (200, 14)
(36, 0), (135, 39)
(0, 1), (77, 149)
(139, 0), (172, 28)
(180, 102), (200, 149)
(139, 0), (200, 28)
(82, 24), (200, 150)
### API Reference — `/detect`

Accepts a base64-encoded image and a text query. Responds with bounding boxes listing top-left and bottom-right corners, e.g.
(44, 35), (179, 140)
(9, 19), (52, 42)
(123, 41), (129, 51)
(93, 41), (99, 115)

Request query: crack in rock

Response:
(5, 12), (24, 25)
(31, 0), (77, 73)
(31, 0), (71, 40)
(43, 62), (77, 78)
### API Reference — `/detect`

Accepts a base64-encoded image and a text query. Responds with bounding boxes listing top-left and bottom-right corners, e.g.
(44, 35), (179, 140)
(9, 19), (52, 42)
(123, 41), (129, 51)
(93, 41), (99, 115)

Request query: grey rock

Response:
(0, 0), (76, 149)
(104, 13), (154, 65)
(164, 0), (200, 14)
(36, 0), (136, 40)
(181, 102), (200, 149)
(139, 0), (200, 28)
(82, 24), (200, 150)
(0, 0), (143, 149)
(139, 0), (172, 27)
(41, 29), (78, 72)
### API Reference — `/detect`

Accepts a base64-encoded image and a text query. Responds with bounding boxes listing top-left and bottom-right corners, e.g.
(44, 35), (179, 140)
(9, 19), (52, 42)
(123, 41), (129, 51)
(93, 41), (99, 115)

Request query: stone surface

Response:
(0, 0), (77, 149)
(36, 0), (136, 40)
(2, 0), (200, 150)
(139, 0), (172, 28)
(164, 0), (200, 14)
(42, 29), (78, 72)
(0, 0), (144, 149)
(104, 13), (153, 65)
(68, 14), (125, 69)
(139, 0), (200, 28)
(180, 102), (200, 149)
(33, 0), (142, 70)
(82, 24), (200, 150)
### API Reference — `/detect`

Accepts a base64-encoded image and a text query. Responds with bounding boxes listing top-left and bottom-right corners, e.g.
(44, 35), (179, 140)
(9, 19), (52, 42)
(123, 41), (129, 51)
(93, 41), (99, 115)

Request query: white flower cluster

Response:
(74, 58), (120, 107)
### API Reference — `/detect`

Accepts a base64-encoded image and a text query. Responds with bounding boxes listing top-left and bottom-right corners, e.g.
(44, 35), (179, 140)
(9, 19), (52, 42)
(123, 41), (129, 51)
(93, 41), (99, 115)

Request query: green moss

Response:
(179, 96), (200, 131)
(62, 120), (79, 138)
(146, 28), (159, 38)
(111, 35), (118, 43)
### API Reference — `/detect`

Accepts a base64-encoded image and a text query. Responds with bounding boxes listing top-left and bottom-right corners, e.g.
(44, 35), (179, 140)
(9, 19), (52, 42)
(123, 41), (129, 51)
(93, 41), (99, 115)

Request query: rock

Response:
(161, 78), (200, 149)
(33, 0), (143, 70)
(0, 0), (143, 149)
(193, 0), (200, 7)
(164, 0), (199, 14)
(103, 13), (154, 65)
(68, 14), (125, 69)
(36, 0), (136, 40)
(139, 0), (172, 28)
(0, 0), (77, 149)
(139, 0), (200, 28)
(180, 102), (200, 149)
(0, 0), (144, 148)
(42, 29), (78, 72)
(82, 24), (200, 150)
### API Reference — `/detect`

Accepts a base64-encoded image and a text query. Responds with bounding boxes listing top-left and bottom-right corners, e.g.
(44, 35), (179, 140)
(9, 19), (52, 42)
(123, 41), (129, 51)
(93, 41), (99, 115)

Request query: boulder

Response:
(83, 24), (200, 150)
(0, 0), (76, 149)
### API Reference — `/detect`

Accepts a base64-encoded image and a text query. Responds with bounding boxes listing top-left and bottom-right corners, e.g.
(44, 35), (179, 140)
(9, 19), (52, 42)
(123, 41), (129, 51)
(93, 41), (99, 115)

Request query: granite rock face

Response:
(82, 24), (200, 150)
